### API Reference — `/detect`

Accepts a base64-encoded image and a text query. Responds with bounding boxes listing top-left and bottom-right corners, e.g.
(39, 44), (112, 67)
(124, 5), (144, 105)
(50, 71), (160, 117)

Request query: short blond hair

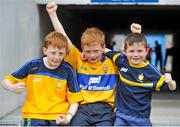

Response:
(124, 33), (148, 50)
(81, 27), (105, 48)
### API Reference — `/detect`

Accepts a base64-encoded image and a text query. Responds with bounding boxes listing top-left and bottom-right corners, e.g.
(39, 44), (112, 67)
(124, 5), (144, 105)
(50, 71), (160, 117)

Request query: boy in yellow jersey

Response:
(46, 2), (140, 126)
(1, 31), (83, 126)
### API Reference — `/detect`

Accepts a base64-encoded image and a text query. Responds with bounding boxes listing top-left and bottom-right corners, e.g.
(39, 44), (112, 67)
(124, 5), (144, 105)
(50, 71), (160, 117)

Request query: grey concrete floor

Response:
(0, 92), (180, 126)
(151, 92), (180, 126)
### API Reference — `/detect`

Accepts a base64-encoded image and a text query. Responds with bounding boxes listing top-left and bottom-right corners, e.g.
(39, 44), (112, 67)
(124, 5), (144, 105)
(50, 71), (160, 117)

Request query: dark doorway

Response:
(39, 4), (180, 91)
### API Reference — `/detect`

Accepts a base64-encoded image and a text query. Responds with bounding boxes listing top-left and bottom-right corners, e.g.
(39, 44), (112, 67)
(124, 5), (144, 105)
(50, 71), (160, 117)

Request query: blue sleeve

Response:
(11, 61), (31, 79)
(67, 67), (80, 92)
(105, 51), (120, 60)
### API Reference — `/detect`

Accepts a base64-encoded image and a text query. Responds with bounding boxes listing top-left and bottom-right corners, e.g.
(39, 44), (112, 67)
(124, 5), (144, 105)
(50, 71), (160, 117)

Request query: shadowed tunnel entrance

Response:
(39, 4), (180, 91)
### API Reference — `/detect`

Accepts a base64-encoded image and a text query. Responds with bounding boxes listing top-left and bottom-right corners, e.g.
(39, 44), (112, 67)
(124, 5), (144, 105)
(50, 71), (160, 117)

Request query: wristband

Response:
(65, 113), (73, 122)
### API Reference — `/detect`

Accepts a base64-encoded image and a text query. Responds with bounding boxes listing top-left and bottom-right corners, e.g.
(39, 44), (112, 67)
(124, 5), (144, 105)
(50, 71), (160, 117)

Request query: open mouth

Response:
(91, 58), (97, 61)
(52, 60), (60, 65)
(132, 57), (140, 61)
(89, 58), (98, 63)
(52, 61), (58, 64)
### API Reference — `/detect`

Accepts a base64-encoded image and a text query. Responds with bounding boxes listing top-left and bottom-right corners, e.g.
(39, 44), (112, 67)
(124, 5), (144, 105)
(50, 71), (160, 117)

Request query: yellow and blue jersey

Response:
(65, 45), (118, 106)
(5, 58), (83, 120)
(106, 51), (167, 118)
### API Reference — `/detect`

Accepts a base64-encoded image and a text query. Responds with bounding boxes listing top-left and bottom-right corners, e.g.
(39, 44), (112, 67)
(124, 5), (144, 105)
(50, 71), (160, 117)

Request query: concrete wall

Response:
(0, 0), (41, 118)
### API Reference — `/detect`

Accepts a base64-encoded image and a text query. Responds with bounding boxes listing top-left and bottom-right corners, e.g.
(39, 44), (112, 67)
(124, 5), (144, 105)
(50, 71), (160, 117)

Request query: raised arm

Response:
(104, 23), (142, 54)
(131, 23), (142, 33)
(46, 2), (72, 50)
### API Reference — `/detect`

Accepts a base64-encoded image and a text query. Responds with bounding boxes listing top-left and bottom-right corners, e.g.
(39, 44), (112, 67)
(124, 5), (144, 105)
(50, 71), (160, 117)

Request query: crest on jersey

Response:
(56, 82), (62, 89)
(138, 73), (144, 81)
(103, 66), (109, 74)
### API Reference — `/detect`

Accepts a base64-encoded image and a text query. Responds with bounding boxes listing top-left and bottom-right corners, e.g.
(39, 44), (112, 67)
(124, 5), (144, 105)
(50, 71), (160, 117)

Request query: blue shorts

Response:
(24, 118), (59, 126)
(71, 102), (115, 126)
(114, 110), (152, 126)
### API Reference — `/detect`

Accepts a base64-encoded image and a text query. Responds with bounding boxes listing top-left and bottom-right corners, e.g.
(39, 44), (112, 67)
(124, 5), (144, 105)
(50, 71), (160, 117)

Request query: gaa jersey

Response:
(106, 51), (167, 118)
(5, 57), (83, 120)
(64, 45), (118, 106)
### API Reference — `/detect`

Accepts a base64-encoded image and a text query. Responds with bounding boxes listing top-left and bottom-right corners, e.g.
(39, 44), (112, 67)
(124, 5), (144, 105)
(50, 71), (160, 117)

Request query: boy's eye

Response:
(59, 52), (64, 55)
(137, 50), (143, 53)
(83, 50), (100, 54)
(129, 50), (134, 53)
(51, 52), (56, 55)
(50, 52), (64, 56)
(94, 50), (100, 53)
(84, 51), (90, 53)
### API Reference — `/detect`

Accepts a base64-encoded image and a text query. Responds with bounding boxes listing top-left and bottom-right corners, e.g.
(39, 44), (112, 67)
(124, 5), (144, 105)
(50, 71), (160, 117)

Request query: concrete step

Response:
(0, 92), (180, 126)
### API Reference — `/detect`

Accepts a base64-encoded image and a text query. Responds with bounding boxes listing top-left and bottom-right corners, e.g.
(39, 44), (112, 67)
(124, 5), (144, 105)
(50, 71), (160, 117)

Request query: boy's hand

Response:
(46, 1), (58, 14)
(164, 73), (176, 90)
(56, 114), (71, 125)
(131, 23), (142, 33)
(164, 73), (172, 83)
(11, 82), (26, 94)
(164, 73), (175, 84)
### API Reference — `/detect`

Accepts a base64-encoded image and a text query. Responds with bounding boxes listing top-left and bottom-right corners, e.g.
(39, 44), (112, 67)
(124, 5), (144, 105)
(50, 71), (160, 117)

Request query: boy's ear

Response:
(102, 44), (106, 49)
(122, 49), (125, 53)
(81, 52), (87, 61)
(43, 47), (47, 55)
(146, 47), (150, 55)
(102, 44), (106, 53)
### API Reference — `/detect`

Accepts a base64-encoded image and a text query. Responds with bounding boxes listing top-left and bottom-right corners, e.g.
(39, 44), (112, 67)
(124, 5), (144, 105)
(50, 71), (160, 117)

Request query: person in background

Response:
(155, 40), (163, 71)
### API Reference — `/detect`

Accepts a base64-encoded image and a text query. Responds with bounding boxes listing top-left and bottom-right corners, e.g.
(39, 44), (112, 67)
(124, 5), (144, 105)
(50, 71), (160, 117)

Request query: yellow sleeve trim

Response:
(5, 75), (26, 84)
(67, 92), (83, 104)
(156, 76), (165, 91)
(120, 73), (153, 87)
(113, 53), (120, 63)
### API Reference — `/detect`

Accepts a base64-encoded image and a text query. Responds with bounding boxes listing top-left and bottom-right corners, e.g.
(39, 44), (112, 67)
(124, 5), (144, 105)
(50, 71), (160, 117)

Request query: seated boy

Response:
(46, 2), (141, 126)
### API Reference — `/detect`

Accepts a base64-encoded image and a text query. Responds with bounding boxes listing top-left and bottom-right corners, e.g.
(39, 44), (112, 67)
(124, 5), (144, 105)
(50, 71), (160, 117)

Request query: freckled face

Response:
(43, 46), (66, 68)
(82, 43), (105, 64)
